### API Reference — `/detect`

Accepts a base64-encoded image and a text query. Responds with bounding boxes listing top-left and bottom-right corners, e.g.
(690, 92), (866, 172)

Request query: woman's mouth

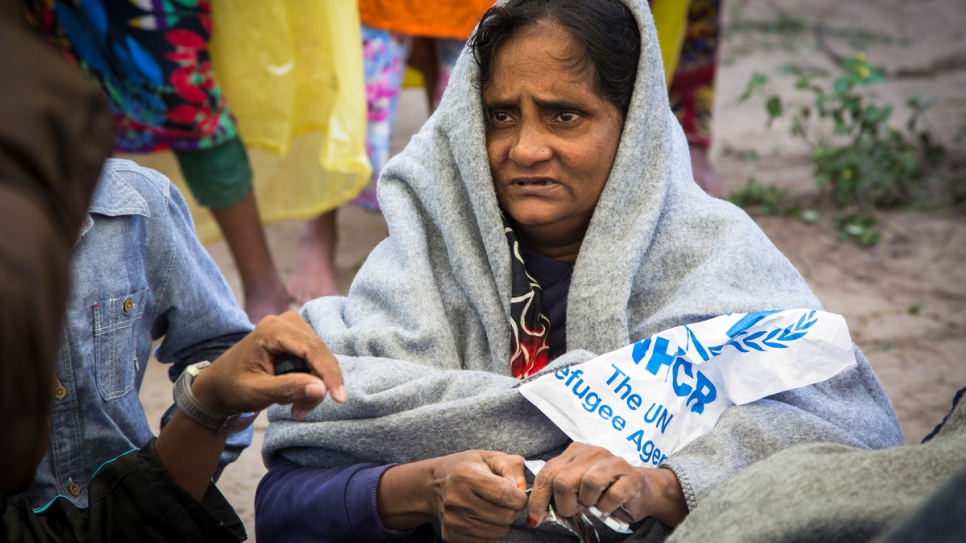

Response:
(509, 177), (558, 191)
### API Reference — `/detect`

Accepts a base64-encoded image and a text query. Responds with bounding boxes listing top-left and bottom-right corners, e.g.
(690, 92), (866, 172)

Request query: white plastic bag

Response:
(518, 309), (857, 468)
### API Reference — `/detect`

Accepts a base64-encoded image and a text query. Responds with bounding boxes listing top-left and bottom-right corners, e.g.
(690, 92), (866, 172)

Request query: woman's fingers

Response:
(528, 443), (646, 522)
(549, 460), (585, 517)
(577, 457), (640, 513)
(484, 452), (528, 491)
(434, 451), (529, 541)
(527, 457), (562, 524)
(467, 467), (528, 515)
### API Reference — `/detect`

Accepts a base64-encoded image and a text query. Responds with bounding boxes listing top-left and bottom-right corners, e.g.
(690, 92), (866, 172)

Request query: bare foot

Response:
(245, 285), (291, 325)
(690, 144), (723, 198)
(288, 210), (340, 304)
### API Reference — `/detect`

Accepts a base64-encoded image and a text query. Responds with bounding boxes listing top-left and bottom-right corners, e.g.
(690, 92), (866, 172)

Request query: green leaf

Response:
(801, 209), (819, 223)
(766, 96), (783, 118)
(739, 72), (769, 103)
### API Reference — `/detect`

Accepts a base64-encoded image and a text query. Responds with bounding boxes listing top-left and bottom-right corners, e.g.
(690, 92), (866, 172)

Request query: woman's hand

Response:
(378, 450), (529, 542)
(191, 311), (346, 418)
(527, 442), (688, 528)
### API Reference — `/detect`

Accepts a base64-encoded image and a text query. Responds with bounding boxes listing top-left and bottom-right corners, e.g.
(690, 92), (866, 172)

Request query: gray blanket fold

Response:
(666, 392), (966, 543)
(263, 0), (903, 540)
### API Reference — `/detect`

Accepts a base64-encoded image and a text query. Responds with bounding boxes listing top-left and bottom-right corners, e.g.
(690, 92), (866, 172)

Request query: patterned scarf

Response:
(503, 214), (551, 379)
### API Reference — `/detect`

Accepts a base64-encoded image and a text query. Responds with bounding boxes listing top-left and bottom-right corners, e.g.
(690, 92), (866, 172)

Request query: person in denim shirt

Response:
(14, 158), (255, 509)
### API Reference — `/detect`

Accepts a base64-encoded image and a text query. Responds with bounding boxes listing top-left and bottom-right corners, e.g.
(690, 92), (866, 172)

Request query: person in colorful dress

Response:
(23, 0), (290, 323)
(286, 0), (494, 304)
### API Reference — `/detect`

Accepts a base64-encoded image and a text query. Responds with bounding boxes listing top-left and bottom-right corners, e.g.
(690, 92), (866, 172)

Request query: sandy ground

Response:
(137, 0), (966, 538)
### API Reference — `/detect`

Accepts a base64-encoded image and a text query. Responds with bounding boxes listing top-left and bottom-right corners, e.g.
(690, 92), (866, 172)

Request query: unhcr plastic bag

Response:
(518, 309), (857, 468)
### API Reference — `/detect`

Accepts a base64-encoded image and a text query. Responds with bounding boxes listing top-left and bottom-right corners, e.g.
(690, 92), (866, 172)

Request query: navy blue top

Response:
(519, 247), (574, 362)
(256, 460), (412, 542)
(255, 250), (575, 542)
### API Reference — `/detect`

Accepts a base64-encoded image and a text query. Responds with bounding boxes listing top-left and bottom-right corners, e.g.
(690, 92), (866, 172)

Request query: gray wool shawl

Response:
(665, 394), (966, 543)
(264, 0), (902, 539)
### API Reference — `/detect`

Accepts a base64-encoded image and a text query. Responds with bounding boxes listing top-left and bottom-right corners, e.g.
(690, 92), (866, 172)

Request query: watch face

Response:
(187, 361), (211, 377)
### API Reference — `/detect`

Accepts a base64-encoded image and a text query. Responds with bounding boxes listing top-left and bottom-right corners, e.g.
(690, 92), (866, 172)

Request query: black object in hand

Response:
(274, 356), (310, 375)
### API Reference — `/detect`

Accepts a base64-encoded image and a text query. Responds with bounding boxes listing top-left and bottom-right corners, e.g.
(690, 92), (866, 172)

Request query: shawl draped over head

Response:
(265, 0), (901, 536)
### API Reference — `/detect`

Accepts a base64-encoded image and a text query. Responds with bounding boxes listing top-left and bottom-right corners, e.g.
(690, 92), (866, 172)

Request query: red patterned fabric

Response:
(503, 215), (551, 379)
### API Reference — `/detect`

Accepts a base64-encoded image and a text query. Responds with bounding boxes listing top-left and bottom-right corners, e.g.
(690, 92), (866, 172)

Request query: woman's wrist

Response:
(376, 460), (439, 530)
(640, 467), (689, 527)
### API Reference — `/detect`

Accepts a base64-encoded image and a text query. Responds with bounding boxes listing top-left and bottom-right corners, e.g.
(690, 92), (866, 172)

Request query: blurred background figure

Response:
(286, 0), (496, 305)
(23, 0), (290, 323)
(352, 0), (494, 212)
(652, 0), (723, 197)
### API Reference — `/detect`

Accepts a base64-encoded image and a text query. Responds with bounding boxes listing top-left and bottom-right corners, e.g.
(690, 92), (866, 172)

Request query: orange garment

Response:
(358, 0), (494, 39)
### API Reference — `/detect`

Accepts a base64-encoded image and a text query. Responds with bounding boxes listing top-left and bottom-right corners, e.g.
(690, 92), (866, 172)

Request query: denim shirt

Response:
(15, 159), (254, 508)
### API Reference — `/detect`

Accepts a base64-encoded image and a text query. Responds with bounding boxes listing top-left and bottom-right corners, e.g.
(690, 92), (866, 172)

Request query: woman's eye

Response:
(491, 111), (511, 123)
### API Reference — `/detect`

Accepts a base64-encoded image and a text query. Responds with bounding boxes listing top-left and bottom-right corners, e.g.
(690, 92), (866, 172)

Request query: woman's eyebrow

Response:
(483, 98), (518, 110)
(533, 97), (583, 110)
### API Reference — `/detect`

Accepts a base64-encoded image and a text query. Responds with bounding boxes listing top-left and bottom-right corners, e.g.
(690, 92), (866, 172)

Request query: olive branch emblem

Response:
(707, 310), (818, 356)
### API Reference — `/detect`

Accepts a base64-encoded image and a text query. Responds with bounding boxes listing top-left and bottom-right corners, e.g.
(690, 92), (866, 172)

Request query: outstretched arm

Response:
(155, 312), (346, 500)
(256, 450), (529, 543)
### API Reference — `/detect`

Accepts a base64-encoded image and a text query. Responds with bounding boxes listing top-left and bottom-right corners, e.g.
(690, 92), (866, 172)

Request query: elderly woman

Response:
(255, 0), (902, 541)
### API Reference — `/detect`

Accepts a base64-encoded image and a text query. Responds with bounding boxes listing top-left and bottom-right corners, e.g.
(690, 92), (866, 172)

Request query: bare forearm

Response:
(376, 460), (438, 530)
(154, 410), (227, 501)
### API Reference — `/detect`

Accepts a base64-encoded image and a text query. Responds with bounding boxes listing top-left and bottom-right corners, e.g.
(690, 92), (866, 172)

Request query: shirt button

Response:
(122, 298), (134, 313)
(54, 385), (67, 400)
(68, 479), (81, 496)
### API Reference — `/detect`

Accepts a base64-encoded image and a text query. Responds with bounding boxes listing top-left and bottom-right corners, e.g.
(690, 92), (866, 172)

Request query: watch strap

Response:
(174, 362), (258, 434)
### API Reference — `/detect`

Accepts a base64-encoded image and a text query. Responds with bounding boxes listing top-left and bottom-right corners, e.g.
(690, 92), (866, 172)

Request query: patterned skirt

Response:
(24, 0), (238, 154)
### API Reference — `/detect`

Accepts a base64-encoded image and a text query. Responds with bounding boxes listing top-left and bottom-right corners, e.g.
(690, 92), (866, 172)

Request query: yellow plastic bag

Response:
(125, 0), (371, 244)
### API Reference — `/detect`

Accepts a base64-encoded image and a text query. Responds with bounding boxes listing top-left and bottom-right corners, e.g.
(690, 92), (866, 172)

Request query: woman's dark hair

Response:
(471, 0), (641, 116)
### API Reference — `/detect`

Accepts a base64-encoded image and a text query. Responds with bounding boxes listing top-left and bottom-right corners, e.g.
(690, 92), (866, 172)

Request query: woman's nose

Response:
(508, 123), (552, 167)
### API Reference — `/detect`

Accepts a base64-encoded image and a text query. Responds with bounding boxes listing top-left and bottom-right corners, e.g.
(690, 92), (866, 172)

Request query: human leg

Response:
(287, 25), (409, 302)
(288, 210), (339, 303)
(408, 37), (439, 113)
(176, 139), (288, 323)
(432, 38), (466, 110)
(351, 24), (411, 213)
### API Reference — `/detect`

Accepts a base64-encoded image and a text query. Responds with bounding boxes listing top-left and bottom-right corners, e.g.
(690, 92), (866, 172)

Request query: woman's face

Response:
(484, 24), (623, 251)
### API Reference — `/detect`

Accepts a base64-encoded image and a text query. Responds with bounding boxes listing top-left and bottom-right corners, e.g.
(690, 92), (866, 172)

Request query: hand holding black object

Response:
(156, 312), (346, 501)
(191, 312), (346, 420)
(274, 356), (311, 375)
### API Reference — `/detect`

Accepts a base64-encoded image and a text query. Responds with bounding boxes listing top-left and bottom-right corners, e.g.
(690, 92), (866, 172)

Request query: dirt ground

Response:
(137, 0), (966, 538)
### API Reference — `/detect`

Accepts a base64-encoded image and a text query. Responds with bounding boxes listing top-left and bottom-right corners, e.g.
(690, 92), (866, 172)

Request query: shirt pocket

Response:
(92, 289), (148, 401)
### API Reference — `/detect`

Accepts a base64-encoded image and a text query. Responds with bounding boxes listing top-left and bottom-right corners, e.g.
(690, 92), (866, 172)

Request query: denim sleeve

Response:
(255, 459), (415, 543)
(142, 169), (254, 466)
(146, 169), (252, 370)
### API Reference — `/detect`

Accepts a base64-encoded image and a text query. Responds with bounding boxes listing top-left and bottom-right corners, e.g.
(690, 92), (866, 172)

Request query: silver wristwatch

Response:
(173, 361), (258, 434)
